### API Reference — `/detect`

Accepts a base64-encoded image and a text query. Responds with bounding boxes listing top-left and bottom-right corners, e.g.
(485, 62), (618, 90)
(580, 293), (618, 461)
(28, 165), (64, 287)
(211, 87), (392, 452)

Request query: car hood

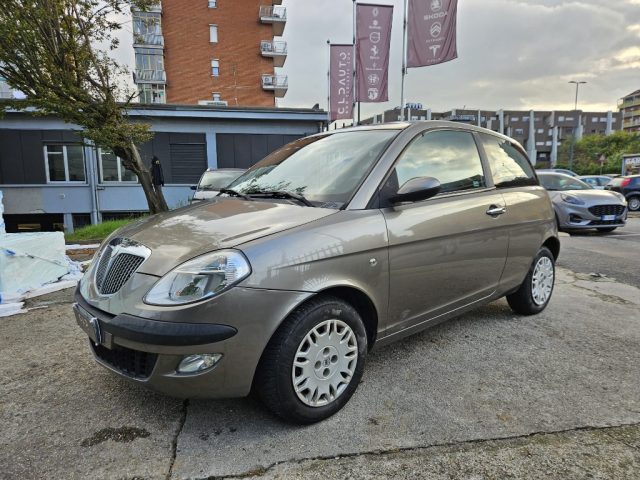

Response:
(547, 189), (625, 204)
(112, 198), (337, 276)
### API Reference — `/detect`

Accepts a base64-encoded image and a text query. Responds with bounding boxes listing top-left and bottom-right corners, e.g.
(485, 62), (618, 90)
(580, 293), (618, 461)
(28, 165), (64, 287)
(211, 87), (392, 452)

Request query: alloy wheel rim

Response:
(531, 256), (554, 306)
(292, 319), (358, 407)
(629, 198), (640, 211)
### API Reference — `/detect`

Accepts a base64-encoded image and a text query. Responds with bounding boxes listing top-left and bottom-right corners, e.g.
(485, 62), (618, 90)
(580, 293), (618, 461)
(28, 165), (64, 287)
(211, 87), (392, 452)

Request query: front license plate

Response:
(73, 303), (102, 345)
(601, 215), (616, 221)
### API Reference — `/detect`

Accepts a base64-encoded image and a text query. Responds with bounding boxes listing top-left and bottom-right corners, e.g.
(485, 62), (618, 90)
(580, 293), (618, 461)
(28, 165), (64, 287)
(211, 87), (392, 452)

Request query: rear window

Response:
(479, 134), (537, 188)
(197, 170), (243, 191)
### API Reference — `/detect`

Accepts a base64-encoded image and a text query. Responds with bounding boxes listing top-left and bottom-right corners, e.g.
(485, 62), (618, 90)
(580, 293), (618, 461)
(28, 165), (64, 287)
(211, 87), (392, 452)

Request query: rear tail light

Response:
(621, 178), (631, 187)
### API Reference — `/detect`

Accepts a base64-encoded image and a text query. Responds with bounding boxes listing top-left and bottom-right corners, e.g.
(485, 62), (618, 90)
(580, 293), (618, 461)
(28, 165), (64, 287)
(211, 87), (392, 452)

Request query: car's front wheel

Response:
(255, 296), (367, 424)
(628, 196), (640, 212)
(506, 247), (555, 315)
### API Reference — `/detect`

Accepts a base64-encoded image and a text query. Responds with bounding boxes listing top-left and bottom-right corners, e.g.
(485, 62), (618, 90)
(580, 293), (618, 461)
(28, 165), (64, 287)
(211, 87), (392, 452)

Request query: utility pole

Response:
(568, 80), (586, 171)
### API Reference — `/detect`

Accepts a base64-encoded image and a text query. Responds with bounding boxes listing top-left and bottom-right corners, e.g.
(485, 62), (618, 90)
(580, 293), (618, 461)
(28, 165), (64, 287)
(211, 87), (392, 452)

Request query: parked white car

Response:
(191, 168), (245, 203)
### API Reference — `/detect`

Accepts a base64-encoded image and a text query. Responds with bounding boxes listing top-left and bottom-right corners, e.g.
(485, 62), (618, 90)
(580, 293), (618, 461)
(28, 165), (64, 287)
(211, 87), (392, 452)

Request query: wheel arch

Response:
(542, 235), (560, 261)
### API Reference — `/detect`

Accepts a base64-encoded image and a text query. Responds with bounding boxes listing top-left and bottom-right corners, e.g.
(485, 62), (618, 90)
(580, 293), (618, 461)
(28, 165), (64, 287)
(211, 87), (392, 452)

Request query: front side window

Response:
(389, 130), (485, 195)
(99, 150), (137, 183)
(229, 130), (398, 207)
(479, 134), (537, 188)
(45, 144), (86, 182)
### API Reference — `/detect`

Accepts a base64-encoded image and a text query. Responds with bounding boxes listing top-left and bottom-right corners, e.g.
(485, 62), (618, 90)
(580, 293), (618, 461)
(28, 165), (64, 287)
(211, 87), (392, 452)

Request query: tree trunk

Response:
(117, 142), (169, 214)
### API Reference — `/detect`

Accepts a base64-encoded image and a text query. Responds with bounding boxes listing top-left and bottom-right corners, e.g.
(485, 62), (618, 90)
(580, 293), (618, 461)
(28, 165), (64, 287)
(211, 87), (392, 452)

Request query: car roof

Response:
(327, 120), (522, 148)
(579, 175), (610, 178)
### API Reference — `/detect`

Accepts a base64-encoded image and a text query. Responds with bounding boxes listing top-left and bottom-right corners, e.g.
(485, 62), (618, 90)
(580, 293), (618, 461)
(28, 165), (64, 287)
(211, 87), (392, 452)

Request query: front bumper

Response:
(73, 285), (312, 398)
(556, 203), (627, 229)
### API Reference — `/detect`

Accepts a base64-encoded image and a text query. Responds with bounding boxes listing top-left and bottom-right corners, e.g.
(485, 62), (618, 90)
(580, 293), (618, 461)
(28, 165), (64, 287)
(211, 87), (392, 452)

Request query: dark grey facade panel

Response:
(217, 133), (304, 169)
(169, 143), (207, 183)
(0, 129), (84, 184)
(21, 130), (47, 184)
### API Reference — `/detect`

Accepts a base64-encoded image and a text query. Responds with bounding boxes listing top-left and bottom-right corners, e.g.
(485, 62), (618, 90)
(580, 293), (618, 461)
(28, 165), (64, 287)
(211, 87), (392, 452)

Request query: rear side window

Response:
(391, 130), (485, 195)
(479, 134), (537, 188)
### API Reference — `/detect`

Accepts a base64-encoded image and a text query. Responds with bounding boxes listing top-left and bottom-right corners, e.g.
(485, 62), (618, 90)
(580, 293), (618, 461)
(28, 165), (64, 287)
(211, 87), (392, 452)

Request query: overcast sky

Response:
(114, 0), (640, 117)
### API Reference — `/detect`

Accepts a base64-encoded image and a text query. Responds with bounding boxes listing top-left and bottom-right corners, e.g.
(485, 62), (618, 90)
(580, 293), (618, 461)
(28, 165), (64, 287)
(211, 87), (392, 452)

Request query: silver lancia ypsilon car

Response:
(75, 122), (559, 423)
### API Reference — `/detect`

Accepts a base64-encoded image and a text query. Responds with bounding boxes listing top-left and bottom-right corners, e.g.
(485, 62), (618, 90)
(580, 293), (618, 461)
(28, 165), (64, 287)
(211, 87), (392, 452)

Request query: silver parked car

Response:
(578, 175), (612, 189)
(74, 122), (559, 423)
(190, 168), (245, 203)
(538, 172), (627, 232)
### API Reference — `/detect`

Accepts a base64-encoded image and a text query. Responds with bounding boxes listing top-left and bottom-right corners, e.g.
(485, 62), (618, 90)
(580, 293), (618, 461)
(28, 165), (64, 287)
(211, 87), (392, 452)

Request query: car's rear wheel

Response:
(597, 227), (617, 233)
(507, 247), (555, 315)
(628, 196), (640, 212)
(255, 296), (367, 424)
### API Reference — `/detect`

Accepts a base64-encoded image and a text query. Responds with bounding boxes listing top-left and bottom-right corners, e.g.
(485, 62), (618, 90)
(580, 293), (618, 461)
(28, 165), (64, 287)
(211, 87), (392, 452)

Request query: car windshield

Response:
(539, 173), (592, 191)
(228, 130), (398, 207)
(197, 171), (244, 191)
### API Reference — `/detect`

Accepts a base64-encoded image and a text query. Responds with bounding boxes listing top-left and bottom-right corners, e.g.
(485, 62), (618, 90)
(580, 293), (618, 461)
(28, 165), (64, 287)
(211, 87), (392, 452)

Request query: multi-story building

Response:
(362, 107), (619, 166)
(618, 90), (640, 132)
(0, 76), (14, 99)
(131, 0), (287, 107)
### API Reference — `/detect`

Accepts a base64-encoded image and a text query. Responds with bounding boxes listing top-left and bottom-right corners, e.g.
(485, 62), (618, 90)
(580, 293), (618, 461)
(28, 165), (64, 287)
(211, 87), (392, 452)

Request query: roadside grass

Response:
(65, 218), (142, 243)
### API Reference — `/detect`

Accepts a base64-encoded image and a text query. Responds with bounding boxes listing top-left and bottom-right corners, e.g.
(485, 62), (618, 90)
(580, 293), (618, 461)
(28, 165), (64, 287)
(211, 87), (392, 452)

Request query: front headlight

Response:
(144, 250), (251, 306)
(561, 193), (585, 205)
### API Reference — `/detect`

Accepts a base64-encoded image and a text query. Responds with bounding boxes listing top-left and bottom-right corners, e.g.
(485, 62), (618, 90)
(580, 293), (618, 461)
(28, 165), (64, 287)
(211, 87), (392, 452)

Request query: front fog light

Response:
(177, 353), (223, 374)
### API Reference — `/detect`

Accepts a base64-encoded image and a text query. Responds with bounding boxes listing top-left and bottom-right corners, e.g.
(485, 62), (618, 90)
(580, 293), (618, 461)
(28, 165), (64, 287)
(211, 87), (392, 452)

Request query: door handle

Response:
(486, 205), (506, 216)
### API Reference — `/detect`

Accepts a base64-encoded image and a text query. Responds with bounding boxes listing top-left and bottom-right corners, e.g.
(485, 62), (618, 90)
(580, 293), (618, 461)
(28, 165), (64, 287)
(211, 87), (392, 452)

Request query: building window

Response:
(209, 25), (218, 43)
(208, 0), (217, 7)
(511, 117), (518, 122)
(211, 59), (220, 76)
(138, 83), (166, 104)
(44, 144), (86, 183)
(99, 149), (138, 183)
(558, 116), (565, 121)
(514, 128), (524, 135)
(213, 92), (221, 101)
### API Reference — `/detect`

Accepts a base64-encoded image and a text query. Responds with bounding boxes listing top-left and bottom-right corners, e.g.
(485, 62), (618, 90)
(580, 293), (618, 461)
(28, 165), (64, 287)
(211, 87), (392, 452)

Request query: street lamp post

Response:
(568, 80), (586, 171)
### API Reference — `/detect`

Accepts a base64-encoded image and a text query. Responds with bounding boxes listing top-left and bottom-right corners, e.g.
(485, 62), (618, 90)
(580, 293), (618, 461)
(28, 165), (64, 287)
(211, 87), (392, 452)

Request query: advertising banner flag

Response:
(329, 44), (354, 122)
(356, 3), (393, 103)
(407, 0), (458, 68)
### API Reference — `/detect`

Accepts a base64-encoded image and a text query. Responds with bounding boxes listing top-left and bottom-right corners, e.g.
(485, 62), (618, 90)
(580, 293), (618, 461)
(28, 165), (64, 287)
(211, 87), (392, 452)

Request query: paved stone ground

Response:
(0, 262), (639, 479)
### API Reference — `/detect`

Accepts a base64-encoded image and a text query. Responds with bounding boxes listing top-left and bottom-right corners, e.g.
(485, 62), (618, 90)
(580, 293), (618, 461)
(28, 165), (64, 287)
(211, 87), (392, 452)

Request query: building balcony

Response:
(134, 69), (167, 84)
(261, 74), (288, 97)
(133, 33), (164, 48)
(619, 97), (640, 110)
(259, 5), (287, 36)
(260, 40), (287, 67)
(132, 2), (162, 13)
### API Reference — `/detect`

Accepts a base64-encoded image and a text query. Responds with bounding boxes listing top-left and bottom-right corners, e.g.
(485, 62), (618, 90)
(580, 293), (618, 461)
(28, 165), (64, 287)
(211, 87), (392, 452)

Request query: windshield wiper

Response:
(218, 188), (253, 201)
(249, 190), (315, 207)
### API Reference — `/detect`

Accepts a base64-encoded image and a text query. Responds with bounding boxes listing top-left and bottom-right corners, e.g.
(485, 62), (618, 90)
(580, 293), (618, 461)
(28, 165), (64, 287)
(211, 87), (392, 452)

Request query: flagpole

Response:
(327, 39), (331, 131)
(352, 0), (357, 126)
(400, 0), (408, 121)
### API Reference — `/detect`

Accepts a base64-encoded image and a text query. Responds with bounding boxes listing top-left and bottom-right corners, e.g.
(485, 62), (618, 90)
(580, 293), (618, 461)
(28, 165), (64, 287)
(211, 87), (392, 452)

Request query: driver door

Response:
(381, 129), (509, 335)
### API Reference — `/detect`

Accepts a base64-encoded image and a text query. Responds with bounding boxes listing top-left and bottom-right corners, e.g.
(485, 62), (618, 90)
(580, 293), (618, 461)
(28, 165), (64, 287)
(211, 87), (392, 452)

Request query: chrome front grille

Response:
(94, 238), (150, 296)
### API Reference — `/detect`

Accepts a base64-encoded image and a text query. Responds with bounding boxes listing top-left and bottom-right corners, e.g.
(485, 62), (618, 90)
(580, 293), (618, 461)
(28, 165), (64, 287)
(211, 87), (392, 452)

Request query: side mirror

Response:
(390, 176), (441, 204)
(190, 185), (197, 190)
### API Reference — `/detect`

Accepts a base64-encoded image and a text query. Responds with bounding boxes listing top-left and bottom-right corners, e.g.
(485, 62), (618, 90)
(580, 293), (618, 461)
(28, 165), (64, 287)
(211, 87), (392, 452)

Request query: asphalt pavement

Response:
(1, 230), (639, 479)
(557, 216), (640, 287)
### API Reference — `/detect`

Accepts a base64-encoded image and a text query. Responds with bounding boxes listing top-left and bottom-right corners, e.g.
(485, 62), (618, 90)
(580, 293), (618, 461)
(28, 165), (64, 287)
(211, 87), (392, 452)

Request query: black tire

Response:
(628, 196), (640, 212)
(597, 227), (617, 233)
(255, 296), (368, 424)
(506, 247), (555, 315)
